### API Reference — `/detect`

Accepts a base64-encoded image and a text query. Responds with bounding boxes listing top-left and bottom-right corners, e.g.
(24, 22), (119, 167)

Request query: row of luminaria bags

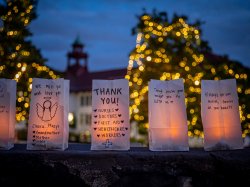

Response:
(0, 78), (243, 151)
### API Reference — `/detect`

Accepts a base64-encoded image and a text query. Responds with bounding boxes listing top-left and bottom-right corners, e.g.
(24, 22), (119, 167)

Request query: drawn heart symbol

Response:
(121, 120), (124, 123)
(115, 108), (119, 111)
(125, 128), (128, 130)
(97, 134), (100, 137)
(122, 134), (125, 136)
(118, 114), (122, 117)
(94, 115), (98, 118)
(94, 121), (97, 124)
(94, 128), (97, 131)
(93, 109), (97, 112)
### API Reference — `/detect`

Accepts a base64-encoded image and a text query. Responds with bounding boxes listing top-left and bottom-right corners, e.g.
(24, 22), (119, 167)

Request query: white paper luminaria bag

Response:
(201, 79), (243, 151)
(27, 78), (69, 150)
(91, 79), (130, 150)
(0, 79), (16, 150)
(148, 79), (189, 151)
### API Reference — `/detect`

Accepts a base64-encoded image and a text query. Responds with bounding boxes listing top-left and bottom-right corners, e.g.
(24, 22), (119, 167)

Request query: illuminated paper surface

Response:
(0, 79), (16, 150)
(91, 79), (130, 150)
(201, 79), (243, 151)
(149, 79), (189, 151)
(27, 78), (69, 150)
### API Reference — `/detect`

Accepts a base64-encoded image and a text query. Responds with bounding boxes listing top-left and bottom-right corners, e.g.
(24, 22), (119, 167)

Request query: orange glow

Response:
(149, 127), (188, 151)
(148, 79), (189, 151)
(201, 79), (243, 151)
(0, 79), (16, 150)
(27, 78), (69, 150)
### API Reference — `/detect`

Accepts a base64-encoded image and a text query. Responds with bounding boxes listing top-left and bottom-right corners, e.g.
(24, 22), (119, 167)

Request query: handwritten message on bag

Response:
(201, 79), (243, 151)
(91, 79), (130, 150)
(0, 79), (16, 150)
(149, 79), (189, 151)
(27, 78), (69, 150)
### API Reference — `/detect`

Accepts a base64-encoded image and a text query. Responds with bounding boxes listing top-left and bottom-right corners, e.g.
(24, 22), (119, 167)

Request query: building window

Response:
(80, 96), (84, 106)
(86, 96), (89, 106)
(80, 95), (91, 106)
(86, 96), (91, 106)
(85, 114), (91, 125)
(88, 96), (92, 105)
(80, 113), (84, 125)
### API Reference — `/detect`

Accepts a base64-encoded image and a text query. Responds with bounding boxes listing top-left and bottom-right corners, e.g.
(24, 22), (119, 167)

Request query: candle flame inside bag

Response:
(91, 79), (130, 150)
(27, 78), (69, 150)
(201, 79), (243, 151)
(148, 79), (189, 151)
(0, 79), (16, 150)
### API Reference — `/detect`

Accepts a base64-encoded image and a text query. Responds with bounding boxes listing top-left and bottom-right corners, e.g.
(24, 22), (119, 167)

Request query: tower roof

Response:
(67, 35), (88, 71)
(72, 35), (83, 46)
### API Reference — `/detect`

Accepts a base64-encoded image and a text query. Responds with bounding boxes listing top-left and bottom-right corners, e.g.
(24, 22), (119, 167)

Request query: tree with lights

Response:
(127, 11), (250, 139)
(0, 0), (59, 122)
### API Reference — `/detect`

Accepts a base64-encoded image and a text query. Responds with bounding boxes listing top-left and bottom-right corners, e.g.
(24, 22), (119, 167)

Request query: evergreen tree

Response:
(0, 0), (59, 122)
(127, 11), (250, 138)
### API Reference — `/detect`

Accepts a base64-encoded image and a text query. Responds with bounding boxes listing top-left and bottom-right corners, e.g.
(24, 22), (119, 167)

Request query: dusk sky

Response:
(29, 0), (250, 72)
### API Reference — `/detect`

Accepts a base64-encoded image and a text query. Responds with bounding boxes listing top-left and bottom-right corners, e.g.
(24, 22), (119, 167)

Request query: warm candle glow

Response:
(27, 78), (69, 150)
(149, 79), (189, 151)
(0, 79), (16, 150)
(91, 79), (130, 150)
(201, 79), (243, 151)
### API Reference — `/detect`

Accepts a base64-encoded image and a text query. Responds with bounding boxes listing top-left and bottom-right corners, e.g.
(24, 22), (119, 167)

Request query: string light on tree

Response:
(126, 11), (250, 138)
(0, 0), (60, 122)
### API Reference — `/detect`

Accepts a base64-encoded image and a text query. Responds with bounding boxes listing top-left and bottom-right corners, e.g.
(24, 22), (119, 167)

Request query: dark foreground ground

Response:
(0, 144), (250, 187)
